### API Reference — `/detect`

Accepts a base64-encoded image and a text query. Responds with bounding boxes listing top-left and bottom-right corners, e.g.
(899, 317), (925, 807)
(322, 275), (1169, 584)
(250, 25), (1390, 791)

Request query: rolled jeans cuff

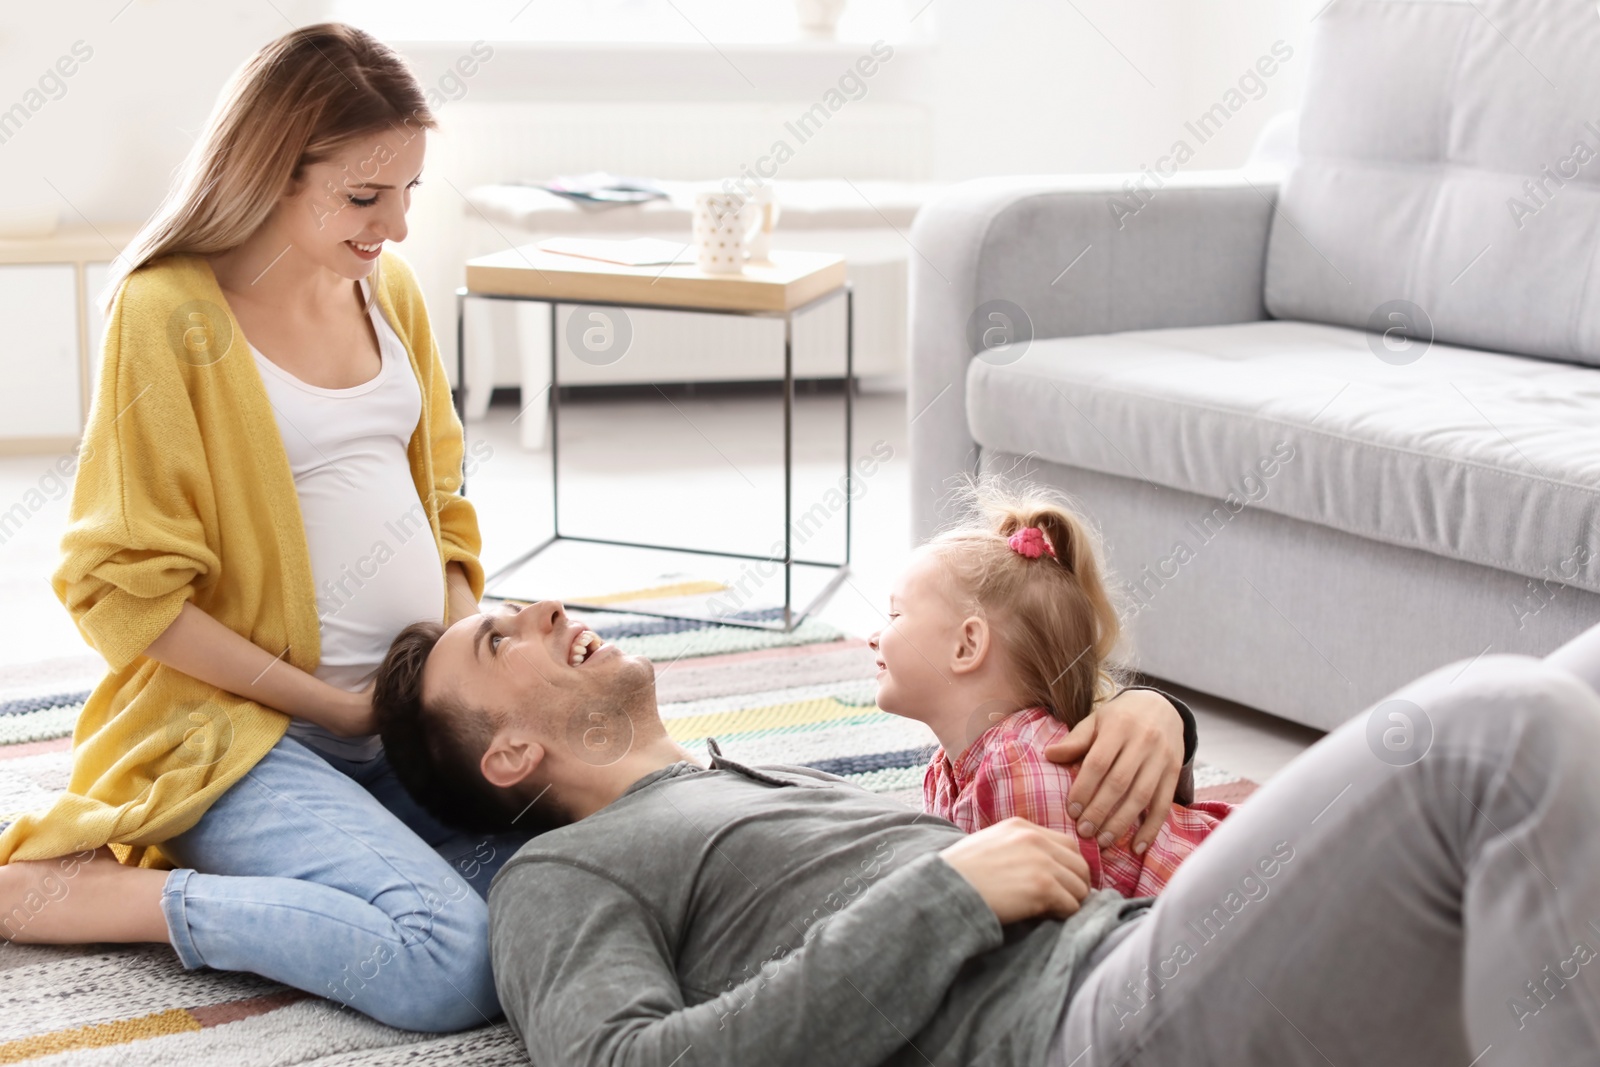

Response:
(161, 868), (205, 970)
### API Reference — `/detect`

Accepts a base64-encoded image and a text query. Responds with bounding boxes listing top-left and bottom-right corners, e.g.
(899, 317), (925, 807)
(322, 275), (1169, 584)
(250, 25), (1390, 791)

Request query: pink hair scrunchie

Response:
(1008, 526), (1056, 559)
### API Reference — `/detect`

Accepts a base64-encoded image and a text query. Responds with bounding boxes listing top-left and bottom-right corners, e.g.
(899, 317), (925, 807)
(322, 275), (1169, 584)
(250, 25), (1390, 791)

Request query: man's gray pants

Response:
(1050, 651), (1600, 1067)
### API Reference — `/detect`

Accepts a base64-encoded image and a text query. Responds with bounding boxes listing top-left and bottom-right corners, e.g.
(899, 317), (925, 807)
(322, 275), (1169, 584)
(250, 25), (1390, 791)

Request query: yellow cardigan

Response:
(0, 249), (485, 869)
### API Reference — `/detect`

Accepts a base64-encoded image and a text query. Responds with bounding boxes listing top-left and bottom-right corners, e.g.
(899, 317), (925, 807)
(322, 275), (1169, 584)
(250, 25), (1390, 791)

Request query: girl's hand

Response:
(1042, 689), (1185, 856)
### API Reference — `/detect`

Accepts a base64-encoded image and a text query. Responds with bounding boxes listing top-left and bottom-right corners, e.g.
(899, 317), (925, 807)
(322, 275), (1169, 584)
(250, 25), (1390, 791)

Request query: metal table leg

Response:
(466, 285), (854, 632)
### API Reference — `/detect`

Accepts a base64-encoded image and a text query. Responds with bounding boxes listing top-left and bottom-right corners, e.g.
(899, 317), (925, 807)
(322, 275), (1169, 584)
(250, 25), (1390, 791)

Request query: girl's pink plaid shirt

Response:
(924, 707), (1232, 898)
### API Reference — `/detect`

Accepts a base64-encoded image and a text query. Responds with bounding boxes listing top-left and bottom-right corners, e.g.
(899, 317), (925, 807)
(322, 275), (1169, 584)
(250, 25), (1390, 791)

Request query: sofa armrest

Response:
(907, 171), (1278, 541)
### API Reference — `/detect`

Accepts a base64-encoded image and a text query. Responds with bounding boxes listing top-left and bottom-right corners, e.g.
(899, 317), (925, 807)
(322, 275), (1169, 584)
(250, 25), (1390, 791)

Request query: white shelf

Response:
(0, 225), (137, 454)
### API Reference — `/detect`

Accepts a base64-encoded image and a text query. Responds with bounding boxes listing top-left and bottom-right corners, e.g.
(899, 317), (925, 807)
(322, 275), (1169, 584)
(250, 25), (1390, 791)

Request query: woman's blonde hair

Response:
(101, 22), (436, 315)
(928, 480), (1125, 728)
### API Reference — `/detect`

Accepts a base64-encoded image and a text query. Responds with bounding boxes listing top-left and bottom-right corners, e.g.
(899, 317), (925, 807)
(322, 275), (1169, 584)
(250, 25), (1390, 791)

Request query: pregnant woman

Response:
(0, 24), (523, 1031)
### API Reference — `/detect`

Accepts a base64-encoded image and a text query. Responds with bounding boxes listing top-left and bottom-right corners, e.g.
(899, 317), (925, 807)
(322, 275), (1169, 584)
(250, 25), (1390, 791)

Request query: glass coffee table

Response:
(455, 247), (854, 632)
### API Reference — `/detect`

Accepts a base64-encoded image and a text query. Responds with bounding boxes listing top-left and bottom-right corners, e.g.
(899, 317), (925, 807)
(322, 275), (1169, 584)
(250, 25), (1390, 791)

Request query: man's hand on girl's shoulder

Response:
(1041, 689), (1186, 859)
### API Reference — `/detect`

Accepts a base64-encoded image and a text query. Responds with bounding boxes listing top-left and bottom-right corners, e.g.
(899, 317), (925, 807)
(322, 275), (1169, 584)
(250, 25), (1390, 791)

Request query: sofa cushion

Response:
(966, 320), (1600, 595)
(1263, 0), (1600, 367)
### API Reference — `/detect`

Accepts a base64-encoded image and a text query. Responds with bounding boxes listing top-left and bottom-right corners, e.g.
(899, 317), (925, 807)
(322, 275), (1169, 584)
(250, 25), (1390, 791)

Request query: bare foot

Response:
(1, 846), (170, 944)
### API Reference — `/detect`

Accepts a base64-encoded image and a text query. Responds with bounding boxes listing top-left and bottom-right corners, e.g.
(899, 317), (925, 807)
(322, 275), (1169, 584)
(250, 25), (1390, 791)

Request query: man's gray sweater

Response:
(487, 749), (1146, 1067)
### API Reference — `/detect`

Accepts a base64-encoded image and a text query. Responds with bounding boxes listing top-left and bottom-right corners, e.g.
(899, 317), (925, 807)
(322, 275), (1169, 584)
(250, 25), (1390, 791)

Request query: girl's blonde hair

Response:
(101, 22), (436, 315)
(929, 481), (1124, 728)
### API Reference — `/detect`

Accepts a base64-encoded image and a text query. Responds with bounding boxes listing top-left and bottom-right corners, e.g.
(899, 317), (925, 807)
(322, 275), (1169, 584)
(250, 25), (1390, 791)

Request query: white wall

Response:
(0, 0), (1308, 236)
(0, 0), (330, 232)
(1176, 0), (1311, 167)
(917, 0), (1311, 182)
(925, 0), (1190, 180)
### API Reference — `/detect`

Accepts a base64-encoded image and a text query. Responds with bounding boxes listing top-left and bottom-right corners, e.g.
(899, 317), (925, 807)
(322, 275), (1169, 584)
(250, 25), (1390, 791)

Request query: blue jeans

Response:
(158, 734), (535, 1032)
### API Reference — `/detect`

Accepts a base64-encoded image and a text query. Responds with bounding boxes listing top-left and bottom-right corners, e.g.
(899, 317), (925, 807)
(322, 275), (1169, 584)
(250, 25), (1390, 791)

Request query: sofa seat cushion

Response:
(966, 320), (1600, 594)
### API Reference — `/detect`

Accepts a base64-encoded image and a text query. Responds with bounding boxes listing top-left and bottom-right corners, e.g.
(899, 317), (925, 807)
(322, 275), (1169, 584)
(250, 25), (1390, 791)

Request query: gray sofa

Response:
(907, 0), (1600, 731)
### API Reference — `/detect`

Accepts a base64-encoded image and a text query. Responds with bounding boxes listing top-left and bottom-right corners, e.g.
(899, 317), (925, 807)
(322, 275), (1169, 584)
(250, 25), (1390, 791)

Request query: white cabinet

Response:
(0, 227), (136, 454)
(85, 260), (112, 398)
(0, 264), (81, 442)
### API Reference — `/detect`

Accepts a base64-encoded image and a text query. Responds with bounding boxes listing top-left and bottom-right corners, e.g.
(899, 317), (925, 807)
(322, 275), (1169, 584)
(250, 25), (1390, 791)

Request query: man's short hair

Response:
(374, 620), (526, 834)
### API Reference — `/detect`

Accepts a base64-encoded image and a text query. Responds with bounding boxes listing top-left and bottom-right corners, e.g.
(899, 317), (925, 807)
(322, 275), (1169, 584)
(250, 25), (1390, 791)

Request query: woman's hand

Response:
(143, 602), (381, 737)
(1042, 689), (1185, 856)
(320, 681), (378, 737)
(939, 817), (1091, 924)
(445, 561), (481, 627)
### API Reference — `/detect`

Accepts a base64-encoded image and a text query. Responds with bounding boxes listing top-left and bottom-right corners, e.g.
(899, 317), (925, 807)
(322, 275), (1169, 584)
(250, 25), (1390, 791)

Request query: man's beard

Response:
(510, 656), (663, 833)
(560, 657), (658, 769)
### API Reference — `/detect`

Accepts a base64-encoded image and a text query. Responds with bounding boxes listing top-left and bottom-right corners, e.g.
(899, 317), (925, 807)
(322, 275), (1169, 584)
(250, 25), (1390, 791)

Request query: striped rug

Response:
(0, 609), (1255, 1064)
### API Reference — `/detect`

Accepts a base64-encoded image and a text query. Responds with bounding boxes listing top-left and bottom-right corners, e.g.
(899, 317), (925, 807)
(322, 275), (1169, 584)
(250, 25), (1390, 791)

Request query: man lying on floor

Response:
(372, 601), (1600, 1067)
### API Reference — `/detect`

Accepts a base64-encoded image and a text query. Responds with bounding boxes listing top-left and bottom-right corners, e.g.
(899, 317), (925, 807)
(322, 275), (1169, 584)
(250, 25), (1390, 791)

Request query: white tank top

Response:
(250, 277), (445, 760)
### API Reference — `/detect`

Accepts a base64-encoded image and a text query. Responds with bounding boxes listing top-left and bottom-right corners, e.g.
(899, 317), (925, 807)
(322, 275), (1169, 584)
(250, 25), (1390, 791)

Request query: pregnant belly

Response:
(301, 469), (447, 670)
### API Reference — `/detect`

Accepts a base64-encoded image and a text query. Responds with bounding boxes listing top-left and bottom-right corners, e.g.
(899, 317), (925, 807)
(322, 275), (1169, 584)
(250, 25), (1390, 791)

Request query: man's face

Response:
(423, 600), (656, 773)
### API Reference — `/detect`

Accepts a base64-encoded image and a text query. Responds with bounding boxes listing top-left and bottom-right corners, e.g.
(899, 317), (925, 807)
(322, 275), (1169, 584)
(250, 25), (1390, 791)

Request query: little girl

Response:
(870, 487), (1231, 898)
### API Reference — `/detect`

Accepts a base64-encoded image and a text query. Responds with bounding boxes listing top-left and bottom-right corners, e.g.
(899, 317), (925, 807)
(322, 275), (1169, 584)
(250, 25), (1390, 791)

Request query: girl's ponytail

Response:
(932, 481), (1127, 727)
